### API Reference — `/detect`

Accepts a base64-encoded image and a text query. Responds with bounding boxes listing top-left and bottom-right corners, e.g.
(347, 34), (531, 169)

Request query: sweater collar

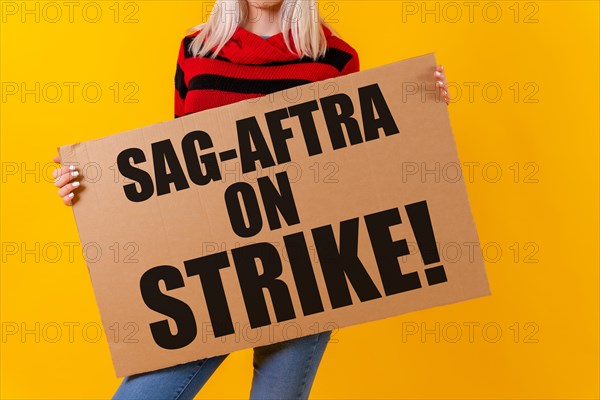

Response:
(215, 24), (332, 65)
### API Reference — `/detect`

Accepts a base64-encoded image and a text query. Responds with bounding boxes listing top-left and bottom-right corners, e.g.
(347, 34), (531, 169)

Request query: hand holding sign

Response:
(52, 155), (81, 206)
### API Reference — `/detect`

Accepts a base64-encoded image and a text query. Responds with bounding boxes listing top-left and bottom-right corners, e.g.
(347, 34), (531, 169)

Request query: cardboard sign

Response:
(59, 53), (491, 377)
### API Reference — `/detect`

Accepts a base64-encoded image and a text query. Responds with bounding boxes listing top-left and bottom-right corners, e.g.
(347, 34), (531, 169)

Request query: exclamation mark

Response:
(405, 200), (447, 286)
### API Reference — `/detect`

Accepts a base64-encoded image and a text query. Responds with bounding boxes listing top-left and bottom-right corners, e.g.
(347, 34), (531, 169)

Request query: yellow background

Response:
(1, 1), (598, 399)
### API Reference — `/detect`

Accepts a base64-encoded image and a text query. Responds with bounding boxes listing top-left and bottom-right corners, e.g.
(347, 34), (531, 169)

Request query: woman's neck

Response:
(241, 3), (282, 37)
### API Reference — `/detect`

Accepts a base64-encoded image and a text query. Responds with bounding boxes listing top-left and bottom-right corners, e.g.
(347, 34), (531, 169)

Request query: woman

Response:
(53, 1), (450, 398)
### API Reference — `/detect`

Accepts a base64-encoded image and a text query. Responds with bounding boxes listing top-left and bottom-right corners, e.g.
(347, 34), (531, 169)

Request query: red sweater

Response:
(174, 24), (360, 118)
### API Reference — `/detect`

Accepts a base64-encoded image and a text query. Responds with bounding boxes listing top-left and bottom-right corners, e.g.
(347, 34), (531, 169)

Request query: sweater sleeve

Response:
(340, 49), (360, 75)
(174, 37), (188, 119)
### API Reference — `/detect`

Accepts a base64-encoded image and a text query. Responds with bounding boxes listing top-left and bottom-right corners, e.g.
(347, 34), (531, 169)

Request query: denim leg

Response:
(249, 331), (332, 400)
(112, 353), (228, 400)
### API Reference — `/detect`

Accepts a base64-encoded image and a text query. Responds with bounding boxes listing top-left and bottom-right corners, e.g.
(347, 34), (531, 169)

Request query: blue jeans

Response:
(113, 331), (332, 400)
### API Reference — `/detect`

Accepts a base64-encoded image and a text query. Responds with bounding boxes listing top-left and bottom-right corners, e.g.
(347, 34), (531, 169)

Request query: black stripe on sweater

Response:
(188, 74), (312, 94)
(175, 63), (188, 99)
(183, 36), (353, 72)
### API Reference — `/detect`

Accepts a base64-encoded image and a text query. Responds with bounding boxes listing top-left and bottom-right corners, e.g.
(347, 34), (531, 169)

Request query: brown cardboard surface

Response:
(59, 53), (490, 377)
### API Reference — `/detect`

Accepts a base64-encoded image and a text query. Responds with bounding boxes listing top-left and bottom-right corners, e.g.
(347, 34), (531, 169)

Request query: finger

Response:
(435, 70), (448, 84)
(53, 155), (61, 164)
(436, 73), (448, 88)
(53, 165), (73, 180)
(54, 167), (79, 188)
(63, 192), (74, 206)
(436, 64), (444, 72)
(58, 180), (80, 198)
(442, 91), (451, 104)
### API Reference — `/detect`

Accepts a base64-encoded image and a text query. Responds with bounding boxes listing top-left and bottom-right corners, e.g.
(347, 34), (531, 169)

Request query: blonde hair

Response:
(188, 0), (335, 61)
